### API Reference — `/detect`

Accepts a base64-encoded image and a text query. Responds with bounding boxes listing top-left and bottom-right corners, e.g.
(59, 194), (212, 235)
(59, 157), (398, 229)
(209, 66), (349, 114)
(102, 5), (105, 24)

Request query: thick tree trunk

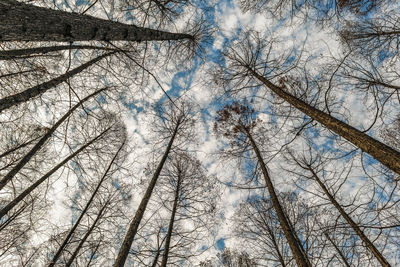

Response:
(160, 170), (182, 267)
(0, 126), (111, 220)
(65, 199), (109, 267)
(113, 118), (181, 267)
(48, 140), (125, 267)
(0, 45), (116, 60)
(245, 129), (312, 267)
(0, 0), (194, 42)
(324, 232), (351, 267)
(0, 87), (108, 190)
(308, 167), (390, 266)
(0, 53), (112, 112)
(249, 68), (400, 175)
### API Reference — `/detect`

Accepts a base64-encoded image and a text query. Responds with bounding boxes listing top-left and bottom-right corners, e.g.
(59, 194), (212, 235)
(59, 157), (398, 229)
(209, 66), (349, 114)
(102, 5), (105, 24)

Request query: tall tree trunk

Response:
(0, 126), (111, 220)
(324, 232), (351, 267)
(0, 53), (113, 112)
(308, 167), (390, 266)
(113, 118), (181, 267)
(65, 199), (109, 267)
(160, 170), (182, 267)
(249, 68), (400, 174)
(0, 87), (108, 190)
(0, 45), (116, 60)
(245, 128), (312, 267)
(48, 140), (125, 267)
(0, 135), (41, 160)
(0, 0), (194, 42)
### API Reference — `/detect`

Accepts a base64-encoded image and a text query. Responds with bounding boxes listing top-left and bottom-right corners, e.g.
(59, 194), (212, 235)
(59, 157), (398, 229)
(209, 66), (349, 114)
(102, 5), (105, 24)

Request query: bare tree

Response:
(214, 102), (312, 267)
(220, 32), (400, 174)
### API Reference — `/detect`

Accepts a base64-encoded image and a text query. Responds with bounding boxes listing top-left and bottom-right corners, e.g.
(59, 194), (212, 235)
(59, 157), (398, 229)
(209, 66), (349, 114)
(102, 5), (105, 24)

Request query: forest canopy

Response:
(1, 0), (400, 266)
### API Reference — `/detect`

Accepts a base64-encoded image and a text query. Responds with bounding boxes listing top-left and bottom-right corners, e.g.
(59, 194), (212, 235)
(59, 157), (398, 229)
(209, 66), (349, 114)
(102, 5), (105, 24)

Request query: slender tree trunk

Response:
(0, 53), (113, 112)
(151, 249), (162, 267)
(0, 69), (38, 79)
(86, 240), (102, 267)
(259, 215), (286, 267)
(245, 128), (312, 267)
(48, 140), (125, 267)
(65, 199), (109, 267)
(0, 45), (116, 60)
(0, 87), (108, 190)
(160, 170), (182, 267)
(0, 135), (41, 160)
(113, 118), (181, 267)
(0, 0), (194, 42)
(0, 126), (111, 220)
(324, 232), (351, 267)
(249, 68), (400, 175)
(308, 167), (390, 266)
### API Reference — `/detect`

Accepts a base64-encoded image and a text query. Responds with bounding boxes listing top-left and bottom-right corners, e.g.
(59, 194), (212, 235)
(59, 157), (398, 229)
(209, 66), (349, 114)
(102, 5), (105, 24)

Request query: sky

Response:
(1, 0), (400, 266)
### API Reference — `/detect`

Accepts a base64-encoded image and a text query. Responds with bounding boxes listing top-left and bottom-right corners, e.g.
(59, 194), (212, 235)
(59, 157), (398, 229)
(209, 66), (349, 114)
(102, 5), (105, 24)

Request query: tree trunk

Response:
(0, 126), (111, 220)
(65, 199), (109, 267)
(249, 68), (400, 175)
(48, 140), (125, 267)
(0, 0), (194, 42)
(324, 232), (351, 267)
(113, 118), (181, 267)
(0, 135), (41, 160)
(160, 170), (182, 267)
(308, 167), (390, 266)
(0, 45), (116, 60)
(0, 53), (113, 112)
(245, 128), (312, 267)
(0, 87), (109, 190)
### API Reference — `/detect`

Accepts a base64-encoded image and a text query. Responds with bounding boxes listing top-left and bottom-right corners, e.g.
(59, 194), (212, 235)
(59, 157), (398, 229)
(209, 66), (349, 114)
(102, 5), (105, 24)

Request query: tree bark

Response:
(249, 68), (400, 175)
(65, 199), (109, 267)
(0, 126), (111, 220)
(0, 45), (116, 60)
(113, 118), (181, 267)
(0, 53), (113, 112)
(0, 0), (194, 42)
(160, 169), (182, 267)
(48, 140), (125, 267)
(245, 128), (312, 267)
(0, 87), (109, 191)
(308, 167), (390, 266)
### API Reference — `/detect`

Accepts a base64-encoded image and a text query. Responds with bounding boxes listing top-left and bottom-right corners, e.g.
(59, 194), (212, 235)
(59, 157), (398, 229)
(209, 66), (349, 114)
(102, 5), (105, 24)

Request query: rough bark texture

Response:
(0, 0), (194, 42)
(246, 129), (312, 267)
(65, 200), (109, 267)
(113, 119), (181, 267)
(309, 168), (390, 267)
(250, 69), (400, 175)
(160, 170), (182, 267)
(0, 126), (111, 220)
(0, 45), (115, 60)
(48, 141), (124, 267)
(0, 87), (108, 191)
(0, 53), (112, 112)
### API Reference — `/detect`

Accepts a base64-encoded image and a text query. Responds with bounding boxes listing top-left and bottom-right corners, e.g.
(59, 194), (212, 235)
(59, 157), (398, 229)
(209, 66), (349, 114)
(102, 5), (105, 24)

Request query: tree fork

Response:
(249, 68), (400, 175)
(0, 0), (194, 42)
